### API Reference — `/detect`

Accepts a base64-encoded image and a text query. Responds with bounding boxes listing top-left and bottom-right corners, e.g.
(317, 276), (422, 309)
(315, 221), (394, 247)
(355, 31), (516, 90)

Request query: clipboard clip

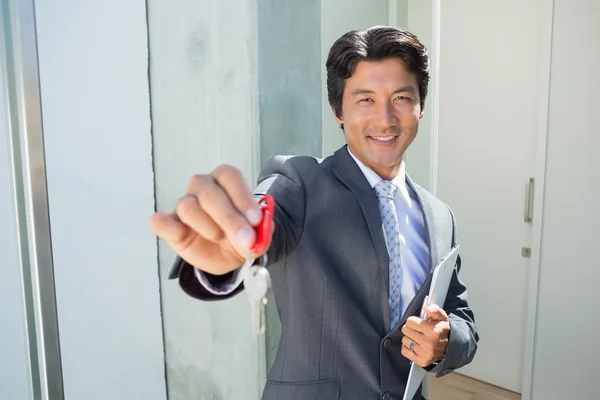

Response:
(419, 295), (431, 321)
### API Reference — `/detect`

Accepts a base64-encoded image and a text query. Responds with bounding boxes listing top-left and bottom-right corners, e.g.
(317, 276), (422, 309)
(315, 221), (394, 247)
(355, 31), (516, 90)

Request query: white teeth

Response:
(371, 136), (395, 141)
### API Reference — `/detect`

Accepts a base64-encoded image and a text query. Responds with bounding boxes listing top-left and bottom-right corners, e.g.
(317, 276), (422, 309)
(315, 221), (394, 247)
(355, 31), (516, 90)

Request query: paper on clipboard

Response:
(402, 245), (460, 400)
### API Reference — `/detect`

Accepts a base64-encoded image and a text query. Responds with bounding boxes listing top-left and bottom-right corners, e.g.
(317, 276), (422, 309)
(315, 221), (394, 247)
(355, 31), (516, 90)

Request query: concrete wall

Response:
(257, 0), (322, 162)
(147, 0), (265, 399)
(34, 0), (166, 398)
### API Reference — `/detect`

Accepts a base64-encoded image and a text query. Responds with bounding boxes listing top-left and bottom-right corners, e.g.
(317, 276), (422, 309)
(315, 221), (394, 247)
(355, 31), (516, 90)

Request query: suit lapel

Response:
(331, 146), (390, 298)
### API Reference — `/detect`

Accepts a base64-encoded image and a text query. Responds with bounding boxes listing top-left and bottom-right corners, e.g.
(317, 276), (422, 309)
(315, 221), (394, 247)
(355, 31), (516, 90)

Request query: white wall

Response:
(321, 0), (390, 157)
(33, 0), (166, 399)
(530, 0), (600, 398)
(0, 38), (33, 400)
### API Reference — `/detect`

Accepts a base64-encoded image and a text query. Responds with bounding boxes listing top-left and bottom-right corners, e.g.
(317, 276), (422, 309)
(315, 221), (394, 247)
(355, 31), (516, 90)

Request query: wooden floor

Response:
(428, 373), (520, 400)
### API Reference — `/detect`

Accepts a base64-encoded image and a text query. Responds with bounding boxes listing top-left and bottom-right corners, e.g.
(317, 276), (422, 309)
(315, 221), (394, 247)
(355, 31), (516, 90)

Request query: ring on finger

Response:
(409, 341), (416, 353)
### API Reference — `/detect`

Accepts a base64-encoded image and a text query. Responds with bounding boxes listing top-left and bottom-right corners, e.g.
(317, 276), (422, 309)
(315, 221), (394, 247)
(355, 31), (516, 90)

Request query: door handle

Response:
(524, 177), (534, 223)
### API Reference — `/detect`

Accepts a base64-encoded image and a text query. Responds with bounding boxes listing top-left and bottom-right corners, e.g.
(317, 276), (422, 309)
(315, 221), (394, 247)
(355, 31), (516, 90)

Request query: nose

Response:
(375, 101), (398, 129)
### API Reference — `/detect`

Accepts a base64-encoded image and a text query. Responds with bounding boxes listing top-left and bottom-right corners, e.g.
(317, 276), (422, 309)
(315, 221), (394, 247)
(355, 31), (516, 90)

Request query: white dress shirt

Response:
(196, 147), (431, 317)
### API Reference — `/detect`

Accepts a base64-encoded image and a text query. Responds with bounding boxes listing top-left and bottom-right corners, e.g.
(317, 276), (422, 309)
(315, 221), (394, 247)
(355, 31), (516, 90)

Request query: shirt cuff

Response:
(194, 264), (248, 295)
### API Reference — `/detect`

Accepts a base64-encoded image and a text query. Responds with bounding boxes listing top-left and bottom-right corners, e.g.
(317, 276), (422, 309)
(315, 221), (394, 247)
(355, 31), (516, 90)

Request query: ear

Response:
(332, 105), (343, 125)
(419, 108), (424, 120)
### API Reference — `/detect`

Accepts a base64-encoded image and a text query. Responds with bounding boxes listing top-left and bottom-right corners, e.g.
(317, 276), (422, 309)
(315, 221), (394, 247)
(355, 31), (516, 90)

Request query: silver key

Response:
(243, 253), (271, 335)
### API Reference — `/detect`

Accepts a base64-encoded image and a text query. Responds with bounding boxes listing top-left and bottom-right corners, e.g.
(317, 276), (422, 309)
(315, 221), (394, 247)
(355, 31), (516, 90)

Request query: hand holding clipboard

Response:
(402, 245), (461, 400)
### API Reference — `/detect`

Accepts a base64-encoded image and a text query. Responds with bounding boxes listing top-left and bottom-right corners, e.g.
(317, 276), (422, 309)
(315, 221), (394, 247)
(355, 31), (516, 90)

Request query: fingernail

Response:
(237, 226), (256, 249)
(246, 208), (262, 226)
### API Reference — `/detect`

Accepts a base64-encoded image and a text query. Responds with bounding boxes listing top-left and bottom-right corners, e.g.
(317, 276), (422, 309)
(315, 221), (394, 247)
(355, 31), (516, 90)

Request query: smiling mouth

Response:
(368, 135), (398, 142)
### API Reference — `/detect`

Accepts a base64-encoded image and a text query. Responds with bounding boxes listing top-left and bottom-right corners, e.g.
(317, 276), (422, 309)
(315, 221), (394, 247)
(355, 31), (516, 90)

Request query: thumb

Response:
(423, 304), (448, 321)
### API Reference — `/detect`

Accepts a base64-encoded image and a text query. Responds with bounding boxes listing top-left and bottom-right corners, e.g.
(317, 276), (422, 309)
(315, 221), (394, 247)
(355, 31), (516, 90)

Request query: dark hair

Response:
(326, 26), (430, 127)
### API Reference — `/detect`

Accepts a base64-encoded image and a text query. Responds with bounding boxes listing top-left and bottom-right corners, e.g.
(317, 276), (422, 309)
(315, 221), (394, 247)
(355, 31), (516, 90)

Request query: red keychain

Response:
(250, 194), (274, 255)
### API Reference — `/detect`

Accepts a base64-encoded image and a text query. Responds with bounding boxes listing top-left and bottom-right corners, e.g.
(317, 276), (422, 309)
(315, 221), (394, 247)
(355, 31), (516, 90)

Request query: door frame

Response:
(521, 0), (554, 398)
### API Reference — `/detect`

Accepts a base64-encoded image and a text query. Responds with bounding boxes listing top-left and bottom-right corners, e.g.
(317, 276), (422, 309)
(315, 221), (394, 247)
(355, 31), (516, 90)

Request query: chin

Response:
(368, 154), (403, 168)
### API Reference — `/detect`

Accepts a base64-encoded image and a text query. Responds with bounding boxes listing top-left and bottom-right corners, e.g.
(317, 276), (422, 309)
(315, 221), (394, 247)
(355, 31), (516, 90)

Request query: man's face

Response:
(335, 58), (423, 180)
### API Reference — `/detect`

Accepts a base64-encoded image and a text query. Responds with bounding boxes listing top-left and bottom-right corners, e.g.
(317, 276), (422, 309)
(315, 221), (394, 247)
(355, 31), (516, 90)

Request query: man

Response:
(150, 26), (478, 400)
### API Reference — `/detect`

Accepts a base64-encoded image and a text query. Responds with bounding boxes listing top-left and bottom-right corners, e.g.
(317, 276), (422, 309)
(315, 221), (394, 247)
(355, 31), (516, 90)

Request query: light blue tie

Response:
(374, 180), (402, 332)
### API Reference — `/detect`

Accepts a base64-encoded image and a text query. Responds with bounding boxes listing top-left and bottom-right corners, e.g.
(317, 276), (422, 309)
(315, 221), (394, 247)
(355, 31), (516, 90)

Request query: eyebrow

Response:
(351, 85), (418, 96)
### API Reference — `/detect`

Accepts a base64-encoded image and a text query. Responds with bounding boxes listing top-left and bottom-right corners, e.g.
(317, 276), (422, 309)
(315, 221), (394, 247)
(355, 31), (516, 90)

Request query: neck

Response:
(371, 165), (402, 181)
(346, 146), (403, 180)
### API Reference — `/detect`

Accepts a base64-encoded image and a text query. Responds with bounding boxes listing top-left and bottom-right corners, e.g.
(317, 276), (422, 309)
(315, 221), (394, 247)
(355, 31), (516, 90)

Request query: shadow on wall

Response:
(165, 339), (224, 400)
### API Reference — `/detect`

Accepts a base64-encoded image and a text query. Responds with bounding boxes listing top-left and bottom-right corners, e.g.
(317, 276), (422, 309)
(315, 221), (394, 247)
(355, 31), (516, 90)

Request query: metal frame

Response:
(1, 4), (41, 399)
(2, 0), (64, 398)
(423, 3), (441, 397)
(429, 0), (441, 196)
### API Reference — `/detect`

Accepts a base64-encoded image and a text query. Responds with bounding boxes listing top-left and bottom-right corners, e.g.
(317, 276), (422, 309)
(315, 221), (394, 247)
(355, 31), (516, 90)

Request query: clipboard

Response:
(402, 245), (460, 400)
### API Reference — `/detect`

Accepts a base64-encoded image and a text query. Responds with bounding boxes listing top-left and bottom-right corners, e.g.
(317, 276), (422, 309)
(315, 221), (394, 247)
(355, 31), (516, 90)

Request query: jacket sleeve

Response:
(168, 155), (307, 301)
(425, 255), (479, 377)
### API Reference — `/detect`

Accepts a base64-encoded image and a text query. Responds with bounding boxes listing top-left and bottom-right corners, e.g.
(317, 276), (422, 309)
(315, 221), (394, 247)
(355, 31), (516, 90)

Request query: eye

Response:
(358, 98), (373, 103)
(395, 95), (410, 101)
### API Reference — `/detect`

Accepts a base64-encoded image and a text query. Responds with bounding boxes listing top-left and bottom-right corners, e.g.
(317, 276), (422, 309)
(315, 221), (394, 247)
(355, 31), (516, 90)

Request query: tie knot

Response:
(374, 180), (397, 200)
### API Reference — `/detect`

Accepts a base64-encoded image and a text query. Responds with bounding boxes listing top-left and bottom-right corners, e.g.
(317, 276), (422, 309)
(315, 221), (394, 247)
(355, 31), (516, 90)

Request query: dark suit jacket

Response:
(170, 145), (479, 400)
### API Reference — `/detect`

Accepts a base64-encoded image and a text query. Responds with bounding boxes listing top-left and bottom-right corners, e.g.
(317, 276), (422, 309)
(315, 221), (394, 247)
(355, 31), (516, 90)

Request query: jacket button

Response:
(383, 339), (391, 349)
(382, 392), (390, 400)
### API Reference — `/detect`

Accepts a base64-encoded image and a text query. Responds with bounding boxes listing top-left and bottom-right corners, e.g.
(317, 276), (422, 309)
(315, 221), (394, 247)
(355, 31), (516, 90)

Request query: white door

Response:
(436, 0), (544, 392)
(528, 0), (600, 398)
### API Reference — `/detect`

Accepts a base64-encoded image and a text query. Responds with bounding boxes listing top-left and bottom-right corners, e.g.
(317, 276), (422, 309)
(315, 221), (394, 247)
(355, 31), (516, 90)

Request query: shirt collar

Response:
(346, 146), (409, 201)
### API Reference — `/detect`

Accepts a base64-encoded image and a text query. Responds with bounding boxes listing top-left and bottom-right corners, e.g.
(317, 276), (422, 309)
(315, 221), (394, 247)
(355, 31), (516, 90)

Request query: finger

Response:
(175, 196), (223, 242)
(401, 338), (438, 368)
(210, 165), (263, 226)
(401, 324), (424, 341)
(405, 319), (446, 345)
(401, 344), (428, 367)
(149, 211), (193, 246)
(401, 343), (417, 361)
(186, 175), (256, 257)
(401, 336), (420, 354)
(177, 233), (247, 275)
(424, 304), (449, 322)
(405, 316), (430, 334)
